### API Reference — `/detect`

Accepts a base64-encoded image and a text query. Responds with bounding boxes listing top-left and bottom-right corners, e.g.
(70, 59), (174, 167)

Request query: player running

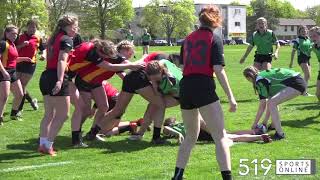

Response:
(289, 25), (313, 95)
(243, 66), (307, 140)
(240, 17), (280, 70)
(16, 19), (45, 111)
(38, 15), (78, 156)
(172, 5), (237, 180)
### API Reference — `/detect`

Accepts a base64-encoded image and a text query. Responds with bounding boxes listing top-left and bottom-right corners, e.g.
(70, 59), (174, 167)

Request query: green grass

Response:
(0, 45), (319, 180)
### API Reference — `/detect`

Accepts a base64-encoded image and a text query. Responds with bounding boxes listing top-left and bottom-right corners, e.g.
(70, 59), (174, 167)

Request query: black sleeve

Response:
(211, 33), (225, 66)
(108, 54), (126, 64)
(38, 38), (45, 52)
(0, 41), (6, 54)
(60, 36), (73, 52)
(179, 44), (184, 65)
(86, 48), (103, 65)
(73, 34), (83, 47)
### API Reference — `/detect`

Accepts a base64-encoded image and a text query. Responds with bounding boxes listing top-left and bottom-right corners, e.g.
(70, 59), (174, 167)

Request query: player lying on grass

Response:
(162, 117), (272, 144)
(84, 81), (144, 141)
(243, 66), (307, 140)
(310, 26), (320, 103)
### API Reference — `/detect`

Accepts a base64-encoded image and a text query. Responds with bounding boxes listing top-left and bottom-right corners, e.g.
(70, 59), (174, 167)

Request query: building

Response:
(130, 3), (247, 42)
(274, 18), (316, 40)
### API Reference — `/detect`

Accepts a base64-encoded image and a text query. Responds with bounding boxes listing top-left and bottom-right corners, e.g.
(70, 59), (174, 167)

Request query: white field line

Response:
(0, 161), (72, 173)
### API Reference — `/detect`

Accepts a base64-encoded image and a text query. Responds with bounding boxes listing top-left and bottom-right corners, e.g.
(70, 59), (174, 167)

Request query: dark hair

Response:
(164, 117), (176, 127)
(168, 54), (180, 64)
(92, 39), (117, 58)
(2, 25), (18, 40)
(145, 60), (167, 76)
(199, 5), (222, 28)
(26, 19), (39, 29)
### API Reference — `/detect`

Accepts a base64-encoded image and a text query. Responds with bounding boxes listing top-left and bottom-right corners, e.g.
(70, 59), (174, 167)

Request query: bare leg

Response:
(253, 62), (262, 70)
(40, 96), (54, 137)
(69, 82), (84, 131)
(10, 80), (24, 111)
(0, 81), (10, 117)
(262, 62), (272, 70)
(300, 63), (311, 90)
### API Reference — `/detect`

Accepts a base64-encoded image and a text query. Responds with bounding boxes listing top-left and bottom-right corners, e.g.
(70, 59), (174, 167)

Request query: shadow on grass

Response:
(0, 151), (42, 163)
(282, 113), (320, 129)
(285, 102), (319, 111)
(220, 98), (257, 104)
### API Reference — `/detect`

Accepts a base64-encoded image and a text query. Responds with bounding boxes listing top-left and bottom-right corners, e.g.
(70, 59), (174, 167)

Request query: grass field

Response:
(0, 45), (319, 180)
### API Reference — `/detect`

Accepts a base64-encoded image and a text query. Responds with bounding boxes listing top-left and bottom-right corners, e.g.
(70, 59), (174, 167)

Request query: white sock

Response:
(45, 141), (54, 149)
(39, 137), (48, 146)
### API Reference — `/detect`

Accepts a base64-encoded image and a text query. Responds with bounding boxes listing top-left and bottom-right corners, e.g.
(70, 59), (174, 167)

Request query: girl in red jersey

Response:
(16, 19), (45, 111)
(38, 15), (78, 156)
(0, 25), (31, 125)
(69, 40), (142, 143)
(85, 52), (175, 144)
(172, 6), (237, 180)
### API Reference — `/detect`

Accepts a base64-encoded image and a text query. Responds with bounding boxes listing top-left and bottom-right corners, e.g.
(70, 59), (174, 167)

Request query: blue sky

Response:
(132, 0), (320, 10)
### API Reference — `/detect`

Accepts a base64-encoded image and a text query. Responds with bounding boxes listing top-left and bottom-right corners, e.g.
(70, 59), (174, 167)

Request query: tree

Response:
(0, 0), (48, 33)
(306, 5), (320, 25)
(142, 0), (196, 44)
(80, 0), (134, 39)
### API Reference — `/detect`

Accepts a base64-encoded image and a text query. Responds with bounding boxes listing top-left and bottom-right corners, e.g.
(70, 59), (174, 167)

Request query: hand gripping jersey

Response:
(158, 59), (183, 96)
(293, 36), (313, 57)
(255, 68), (300, 99)
(46, 31), (73, 70)
(68, 42), (125, 85)
(182, 28), (216, 77)
(17, 33), (44, 63)
(0, 40), (19, 68)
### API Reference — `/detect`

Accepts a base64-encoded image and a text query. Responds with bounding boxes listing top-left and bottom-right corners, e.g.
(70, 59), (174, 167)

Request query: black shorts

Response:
(318, 71), (320, 81)
(297, 54), (310, 65)
(254, 54), (272, 64)
(180, 75), (219, 110)
(0, 68), (18, 83)
(39, 69), (69, 96)
(75, 76), (101, 92)
(122, 70), (151, 93)
(16, 62), (36, 75)
(198, 129), (213, 141)
(281, 75), (307, 95)
(142, 42), (150, 46)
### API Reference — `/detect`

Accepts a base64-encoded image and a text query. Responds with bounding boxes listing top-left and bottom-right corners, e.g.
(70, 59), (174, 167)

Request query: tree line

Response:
(0, 0), (319, 41)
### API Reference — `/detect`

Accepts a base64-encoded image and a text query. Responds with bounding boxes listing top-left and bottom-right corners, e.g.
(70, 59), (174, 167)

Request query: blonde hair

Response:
(92, 39), (117, 58)
(243, 66), (260, 94)
(116, 40), (134, 52)
(310, 26), (320, 35)
(199, 5), (222, 28)
(145, 60), (168, 76)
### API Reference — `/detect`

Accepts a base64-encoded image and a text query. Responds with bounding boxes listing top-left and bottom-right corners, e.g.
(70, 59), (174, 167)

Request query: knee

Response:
(267, 100), (277, 110)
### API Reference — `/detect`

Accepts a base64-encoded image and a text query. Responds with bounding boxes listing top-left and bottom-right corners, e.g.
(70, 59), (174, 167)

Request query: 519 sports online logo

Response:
(239, 159), (316, 176)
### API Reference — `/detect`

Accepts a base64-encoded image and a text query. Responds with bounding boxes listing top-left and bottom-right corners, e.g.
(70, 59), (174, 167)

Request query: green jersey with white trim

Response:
(256, 68), (300, 99)
(293, 36), (313, 57)
(158, 59), (183, 96)
(172, 123), (185, 137)
(249, 29), (278, 55)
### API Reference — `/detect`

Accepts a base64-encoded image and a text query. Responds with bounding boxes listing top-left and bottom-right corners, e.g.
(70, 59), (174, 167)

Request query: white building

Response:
(274, 18), (316, 40)
(130, 3), (247, 42)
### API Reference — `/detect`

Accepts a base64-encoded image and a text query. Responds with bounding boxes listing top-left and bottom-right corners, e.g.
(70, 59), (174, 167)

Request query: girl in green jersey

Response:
(243, 66), (307, 140)
(290, 26), (313, 95)
(310, 26), (320, 102)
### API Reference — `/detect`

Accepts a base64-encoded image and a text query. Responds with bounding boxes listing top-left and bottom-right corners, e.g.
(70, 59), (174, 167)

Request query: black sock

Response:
(25, 92), (33, 103)
(18, 95), (26, 111)
(221, 170), (232, 180)
(152, 127), (161, 140)
(118, 125), (131, 134)
(72, 131), (80, 144)
(172, 167), (184, 180)
(91, 125), (101, 135)
(10, 109), (19, 116)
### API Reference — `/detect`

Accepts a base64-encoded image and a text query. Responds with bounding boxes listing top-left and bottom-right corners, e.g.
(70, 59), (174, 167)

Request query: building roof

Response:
(278, 18), (316, 26)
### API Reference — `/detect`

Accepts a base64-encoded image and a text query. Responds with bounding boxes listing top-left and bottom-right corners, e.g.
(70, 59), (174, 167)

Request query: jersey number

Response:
(185, 40), (208, 66)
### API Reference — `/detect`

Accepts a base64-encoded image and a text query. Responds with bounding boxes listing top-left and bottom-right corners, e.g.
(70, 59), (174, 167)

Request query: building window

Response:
(284, 25), (287, 32)
(234, 9), (241, 15)
(291, 25), (294, 31)
(235, 22), (240, 26)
